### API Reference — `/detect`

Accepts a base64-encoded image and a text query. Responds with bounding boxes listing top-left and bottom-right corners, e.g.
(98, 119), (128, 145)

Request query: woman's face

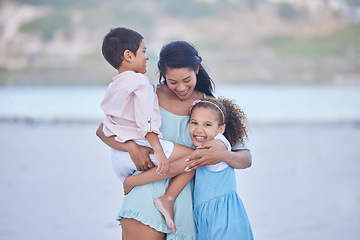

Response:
(164, 67), (198, 100)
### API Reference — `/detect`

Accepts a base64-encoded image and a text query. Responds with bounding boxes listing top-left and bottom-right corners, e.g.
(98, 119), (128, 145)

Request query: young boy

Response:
(100, 27), (173, 180)
(100, 28), (197, 233)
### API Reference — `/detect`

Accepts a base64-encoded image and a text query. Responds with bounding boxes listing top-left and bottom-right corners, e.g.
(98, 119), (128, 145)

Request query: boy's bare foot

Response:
(123, 177), (134, 195)
(154, 195), (176, 233)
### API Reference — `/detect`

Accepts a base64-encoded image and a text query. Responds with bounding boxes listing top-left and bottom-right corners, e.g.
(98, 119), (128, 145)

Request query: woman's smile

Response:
(176, 88), (190, 96)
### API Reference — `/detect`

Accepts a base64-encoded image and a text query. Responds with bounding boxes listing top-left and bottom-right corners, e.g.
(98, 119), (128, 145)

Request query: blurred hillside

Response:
(1, 0), (360, 85)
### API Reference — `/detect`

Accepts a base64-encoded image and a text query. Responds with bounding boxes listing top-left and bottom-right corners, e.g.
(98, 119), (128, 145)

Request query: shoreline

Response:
(1, 117), (360, 126)
(2, 85), (360, 125)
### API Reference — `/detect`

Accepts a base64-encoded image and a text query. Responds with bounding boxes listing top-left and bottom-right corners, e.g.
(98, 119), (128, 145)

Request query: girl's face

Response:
(189, 107), (225, 147)
(164, 67), (198, 100)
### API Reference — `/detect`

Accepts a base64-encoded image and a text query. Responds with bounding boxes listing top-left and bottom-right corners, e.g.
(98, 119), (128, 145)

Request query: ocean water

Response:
(1, 84), (360, 240)
(1, 84), (360, 123)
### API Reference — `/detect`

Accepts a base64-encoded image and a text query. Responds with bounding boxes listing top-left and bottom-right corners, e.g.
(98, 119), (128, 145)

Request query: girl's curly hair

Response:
(189, 97), (248, 147)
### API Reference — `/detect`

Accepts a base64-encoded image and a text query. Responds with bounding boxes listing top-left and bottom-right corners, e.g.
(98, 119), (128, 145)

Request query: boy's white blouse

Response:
(101, 71), (163, 143)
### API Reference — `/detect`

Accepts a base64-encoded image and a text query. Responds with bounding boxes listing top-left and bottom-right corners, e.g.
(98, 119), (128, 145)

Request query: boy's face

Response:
(132, 40), (149, 74)
(189, 107), (225, 147)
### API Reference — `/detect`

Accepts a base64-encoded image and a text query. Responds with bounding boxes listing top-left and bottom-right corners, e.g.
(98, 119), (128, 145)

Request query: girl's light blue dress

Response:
(193, 165), (253, 240)
(117, 104), (197, 240)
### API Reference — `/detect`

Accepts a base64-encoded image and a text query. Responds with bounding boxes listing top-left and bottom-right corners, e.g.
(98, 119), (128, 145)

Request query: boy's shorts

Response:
(111, 139), (174, 182)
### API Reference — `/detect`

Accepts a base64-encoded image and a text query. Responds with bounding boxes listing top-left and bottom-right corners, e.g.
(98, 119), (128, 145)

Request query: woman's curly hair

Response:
(189, 97), (248, 147)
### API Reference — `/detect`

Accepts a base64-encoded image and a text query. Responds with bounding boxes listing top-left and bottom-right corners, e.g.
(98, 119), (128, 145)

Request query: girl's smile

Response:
(194, 135), (206, 141)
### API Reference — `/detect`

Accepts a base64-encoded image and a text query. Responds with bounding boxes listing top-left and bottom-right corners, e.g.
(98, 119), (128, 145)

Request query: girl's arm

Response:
(96, 123), (155, 171)
(184, 139), (252, 171)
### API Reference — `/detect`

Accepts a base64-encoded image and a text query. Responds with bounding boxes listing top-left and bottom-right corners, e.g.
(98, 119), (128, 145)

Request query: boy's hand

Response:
(154, 151), (169, 175)
(145, 132), (168, 175)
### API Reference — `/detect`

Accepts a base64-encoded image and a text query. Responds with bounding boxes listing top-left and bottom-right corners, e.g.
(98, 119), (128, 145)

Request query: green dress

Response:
(117, 105), (197, 240)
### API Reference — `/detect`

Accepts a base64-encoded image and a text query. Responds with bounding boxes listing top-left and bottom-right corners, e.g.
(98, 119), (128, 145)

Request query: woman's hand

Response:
(185, 139), (228, 171)
(96, 123), (155, 171)
(127, 141), (155, 171)
(185, 139), (252, 172)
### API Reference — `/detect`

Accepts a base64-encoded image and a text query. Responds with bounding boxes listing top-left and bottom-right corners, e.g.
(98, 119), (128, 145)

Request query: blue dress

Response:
(117, 105), (197, 240)
(193, 166), (253, 240)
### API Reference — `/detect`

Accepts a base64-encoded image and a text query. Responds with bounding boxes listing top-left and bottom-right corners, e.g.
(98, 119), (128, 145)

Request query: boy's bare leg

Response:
(123, 156), (191, 194)
(153, 143), (195, 233)
(123, 144), (193, 194)
(154, 170), (195, 233)
(123, 144), (195, 233)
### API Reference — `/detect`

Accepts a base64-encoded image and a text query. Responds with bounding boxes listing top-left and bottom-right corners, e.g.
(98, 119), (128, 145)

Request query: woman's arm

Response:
(96, 123), (155, 171)
(184, 139), (252, 171)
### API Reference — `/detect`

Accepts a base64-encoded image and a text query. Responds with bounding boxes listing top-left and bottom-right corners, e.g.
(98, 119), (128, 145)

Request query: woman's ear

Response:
(195, 66), (200, 74)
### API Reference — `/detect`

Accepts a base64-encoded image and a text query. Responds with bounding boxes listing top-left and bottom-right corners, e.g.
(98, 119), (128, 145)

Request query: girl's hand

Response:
(185, 139), (228, 172)
(154, 151), (170, 175)
(128, 142), (155, 171)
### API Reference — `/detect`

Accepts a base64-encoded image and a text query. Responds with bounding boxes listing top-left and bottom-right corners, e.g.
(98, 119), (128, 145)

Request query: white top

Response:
(204, 133), (231, 172)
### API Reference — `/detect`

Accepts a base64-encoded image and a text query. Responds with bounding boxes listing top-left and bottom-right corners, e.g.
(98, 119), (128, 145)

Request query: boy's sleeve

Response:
(132, 76), (162, 138)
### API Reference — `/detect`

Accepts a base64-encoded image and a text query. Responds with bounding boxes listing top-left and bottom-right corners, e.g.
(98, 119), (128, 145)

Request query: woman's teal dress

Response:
(117, 105), (197, 240)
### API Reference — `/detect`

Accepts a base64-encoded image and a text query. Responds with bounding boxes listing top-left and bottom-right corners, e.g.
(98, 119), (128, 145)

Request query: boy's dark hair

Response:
(158, 41), (215, 97)
(102, 27), (143, 70)
(189, 97), (248, 146)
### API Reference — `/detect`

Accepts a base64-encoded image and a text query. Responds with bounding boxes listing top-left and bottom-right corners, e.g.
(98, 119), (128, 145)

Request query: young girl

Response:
(123, 97), (254, 240)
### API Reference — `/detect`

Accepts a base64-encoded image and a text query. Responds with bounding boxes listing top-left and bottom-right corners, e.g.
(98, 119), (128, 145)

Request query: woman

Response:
(96, 41), (252, 240)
